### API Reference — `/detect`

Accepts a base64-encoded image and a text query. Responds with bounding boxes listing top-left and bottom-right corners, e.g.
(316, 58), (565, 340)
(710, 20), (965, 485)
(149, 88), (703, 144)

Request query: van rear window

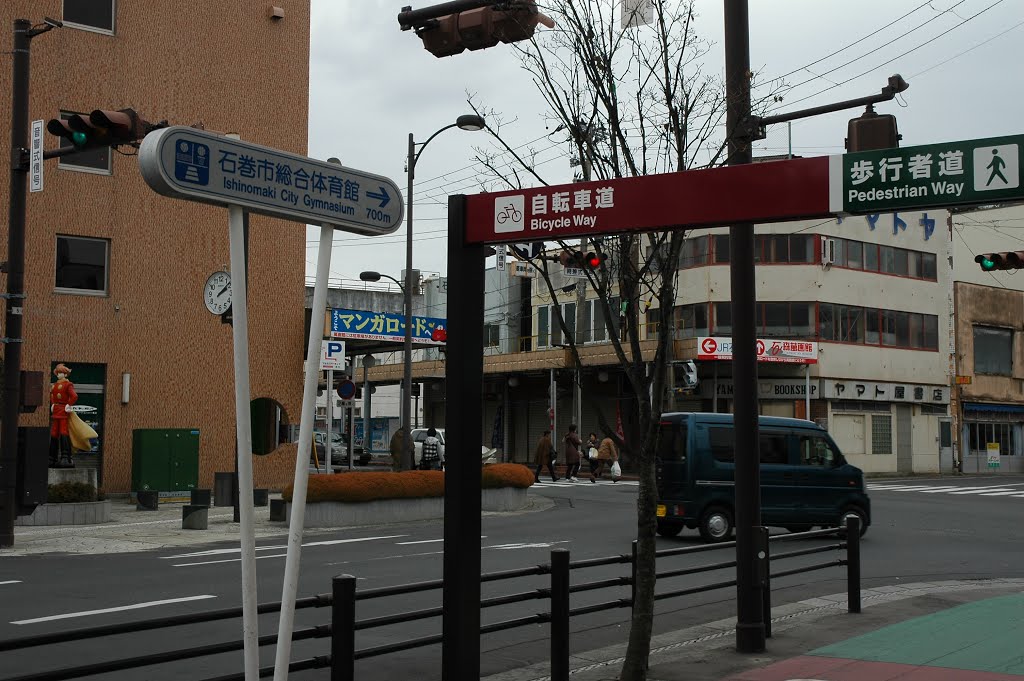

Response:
(657, 424), (687, 461)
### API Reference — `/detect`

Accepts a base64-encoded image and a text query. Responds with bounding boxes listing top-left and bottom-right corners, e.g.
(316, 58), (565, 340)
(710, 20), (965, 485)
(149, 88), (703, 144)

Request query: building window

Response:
(54, 112), (112, 174)
(55, 235), (109, 294)
(974, 326), (1012, 375)
(483, 324), (501, 348)
(537, 307), (549, 348)
(63, 0), (116, 34)
(967, 422), (1013, 455)
(871, 415), (892, 454)
(713, 234), (730, 263)
(676, 303), (709, 338)
(713, 302), (731, 335)
(679, 235), (709, 268)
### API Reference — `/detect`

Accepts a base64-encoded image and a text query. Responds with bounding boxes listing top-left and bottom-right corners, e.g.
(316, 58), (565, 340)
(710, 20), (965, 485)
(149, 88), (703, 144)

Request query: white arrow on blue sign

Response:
(138, 126), (403, 235)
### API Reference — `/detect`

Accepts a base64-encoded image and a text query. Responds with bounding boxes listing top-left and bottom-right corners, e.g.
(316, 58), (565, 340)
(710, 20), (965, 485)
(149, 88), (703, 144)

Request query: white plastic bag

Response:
(588, 447), (598, 459)
(610, 461), (621, 479)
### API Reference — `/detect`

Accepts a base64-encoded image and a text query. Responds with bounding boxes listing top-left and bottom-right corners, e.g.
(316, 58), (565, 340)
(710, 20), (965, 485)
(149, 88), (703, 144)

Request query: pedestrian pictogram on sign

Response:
(975, 145), (1018, 191)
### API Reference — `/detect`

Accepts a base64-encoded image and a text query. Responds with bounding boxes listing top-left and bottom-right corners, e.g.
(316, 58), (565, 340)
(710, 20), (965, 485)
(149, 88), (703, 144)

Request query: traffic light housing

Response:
(976, 251), (1024, 272)
(845, 104), (901, 152)
(415, 2), (554, 58)
(47, 108), (163, 151)
(559, 249), (607, 270)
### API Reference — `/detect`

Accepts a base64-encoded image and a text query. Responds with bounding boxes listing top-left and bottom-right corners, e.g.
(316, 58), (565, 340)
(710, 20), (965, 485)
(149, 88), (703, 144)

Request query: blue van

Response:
(655, 413), (870, 542)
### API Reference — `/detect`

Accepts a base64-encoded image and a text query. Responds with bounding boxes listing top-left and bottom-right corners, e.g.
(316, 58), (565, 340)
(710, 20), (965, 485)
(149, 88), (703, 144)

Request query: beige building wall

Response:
(0, 1), (311, 491)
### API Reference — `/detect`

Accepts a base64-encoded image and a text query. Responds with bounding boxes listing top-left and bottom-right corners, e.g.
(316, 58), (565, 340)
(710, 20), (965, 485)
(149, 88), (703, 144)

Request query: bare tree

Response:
(465, 2), (779, 678)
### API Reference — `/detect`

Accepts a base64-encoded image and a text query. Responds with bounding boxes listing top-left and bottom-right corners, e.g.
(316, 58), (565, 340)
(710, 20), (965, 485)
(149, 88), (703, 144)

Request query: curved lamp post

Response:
(364, 114), (485, 470)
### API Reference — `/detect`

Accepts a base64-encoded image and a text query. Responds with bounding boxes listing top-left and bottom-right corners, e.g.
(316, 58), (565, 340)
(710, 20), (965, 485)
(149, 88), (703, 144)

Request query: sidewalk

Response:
(482, 578), (1024, 681)
(6, 501), (1024, 680)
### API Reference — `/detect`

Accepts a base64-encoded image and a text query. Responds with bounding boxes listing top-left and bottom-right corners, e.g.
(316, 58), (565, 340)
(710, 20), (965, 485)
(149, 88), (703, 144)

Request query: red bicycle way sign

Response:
(462, 135), (1023, 245)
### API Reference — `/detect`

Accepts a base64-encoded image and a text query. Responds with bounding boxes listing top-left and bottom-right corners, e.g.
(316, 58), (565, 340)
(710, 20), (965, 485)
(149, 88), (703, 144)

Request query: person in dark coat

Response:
(590, 435), (618, 482)
(563, 424), (582, 482)
(534, 430), (559, 482)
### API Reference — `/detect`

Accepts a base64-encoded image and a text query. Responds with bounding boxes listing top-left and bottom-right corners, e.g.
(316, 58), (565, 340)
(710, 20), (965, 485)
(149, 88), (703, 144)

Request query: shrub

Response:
(47, 481), (98, 503)
(481, 464), (535, 490)
(283, 464), (535, 503)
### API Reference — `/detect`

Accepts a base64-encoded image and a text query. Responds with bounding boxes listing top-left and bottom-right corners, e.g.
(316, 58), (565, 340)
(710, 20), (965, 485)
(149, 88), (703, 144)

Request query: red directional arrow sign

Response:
(701, 338), (717, 355)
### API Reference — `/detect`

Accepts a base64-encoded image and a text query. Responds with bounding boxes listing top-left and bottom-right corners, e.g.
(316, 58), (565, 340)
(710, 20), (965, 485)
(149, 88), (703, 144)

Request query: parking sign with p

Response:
(319, 340), (346, 371)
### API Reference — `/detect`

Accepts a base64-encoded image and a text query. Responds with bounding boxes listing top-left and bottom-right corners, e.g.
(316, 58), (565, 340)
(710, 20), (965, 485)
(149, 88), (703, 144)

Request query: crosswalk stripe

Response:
(948, 488), (1016, 495)
(980, 491), (1024, 496)
(915, 487), (964, 493)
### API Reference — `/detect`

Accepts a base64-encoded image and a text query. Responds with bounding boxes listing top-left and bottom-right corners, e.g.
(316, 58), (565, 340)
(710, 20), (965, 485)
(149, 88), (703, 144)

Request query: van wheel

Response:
(656, 521), (683, 538)
(698, 506), (734, 543)
(837, 507), (868, 538)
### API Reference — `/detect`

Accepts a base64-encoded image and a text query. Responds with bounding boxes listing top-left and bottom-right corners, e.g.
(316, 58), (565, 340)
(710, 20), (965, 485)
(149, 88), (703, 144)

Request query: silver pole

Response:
(402, 132), (415, 469)
(326, 368), (333, 472)
(805, 364), (811, 420)
(272, 223), (334, 680)
(228, 205), (259, 681)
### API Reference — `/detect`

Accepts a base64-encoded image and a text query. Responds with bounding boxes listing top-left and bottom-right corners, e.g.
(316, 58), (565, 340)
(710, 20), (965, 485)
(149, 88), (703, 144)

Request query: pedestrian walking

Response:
(563, 424), (582, 482)
(534, 430), (559, 482)
(420, 427), (441, 470)
(585, 432), (600, 476)
(590, 435), (618, 483)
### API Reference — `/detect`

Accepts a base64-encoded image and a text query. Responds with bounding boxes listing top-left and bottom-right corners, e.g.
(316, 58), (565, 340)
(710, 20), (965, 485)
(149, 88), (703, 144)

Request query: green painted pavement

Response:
(811, 592), (1024, 675)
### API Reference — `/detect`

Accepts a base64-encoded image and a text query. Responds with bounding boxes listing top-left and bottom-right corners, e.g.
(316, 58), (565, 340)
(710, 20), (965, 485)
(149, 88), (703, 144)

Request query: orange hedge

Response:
(282, 463), (534, 503)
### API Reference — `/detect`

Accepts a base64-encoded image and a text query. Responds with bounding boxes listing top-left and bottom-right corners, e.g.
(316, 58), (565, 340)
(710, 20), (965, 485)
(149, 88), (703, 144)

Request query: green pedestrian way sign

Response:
(840, 135), (1022, 214)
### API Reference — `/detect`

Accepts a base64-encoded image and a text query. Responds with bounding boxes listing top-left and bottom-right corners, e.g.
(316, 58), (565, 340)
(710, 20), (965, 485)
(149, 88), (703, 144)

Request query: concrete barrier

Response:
(14, 500), (112, 526)
(182, 505), (209, 530)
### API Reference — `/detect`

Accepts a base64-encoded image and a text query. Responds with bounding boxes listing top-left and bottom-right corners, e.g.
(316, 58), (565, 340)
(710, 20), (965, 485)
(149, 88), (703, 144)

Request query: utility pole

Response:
(723, 0), (765, 653)
(574, 150), (591, 430)
(0, 18), (60, 548)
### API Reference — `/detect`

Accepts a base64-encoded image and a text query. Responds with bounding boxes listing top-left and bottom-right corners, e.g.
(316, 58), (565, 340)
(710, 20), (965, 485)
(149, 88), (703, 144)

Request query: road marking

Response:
(914, 486), (965, 493)
(170, 535), (408, 567)
(0, 580), (22, 586)
(948, 488), (1016, 495)
(11, 595), (216, 625)
(980, 490), (1024, 496)
(867, 485), (938, 491)
(395, 537), (485, 545)
(485, 540), (570, 551)
(163, 534), (407, 559)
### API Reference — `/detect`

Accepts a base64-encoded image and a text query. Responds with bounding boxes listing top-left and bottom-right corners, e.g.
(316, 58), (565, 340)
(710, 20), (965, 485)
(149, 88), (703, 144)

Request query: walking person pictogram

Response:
(986, 148), (1009, 187)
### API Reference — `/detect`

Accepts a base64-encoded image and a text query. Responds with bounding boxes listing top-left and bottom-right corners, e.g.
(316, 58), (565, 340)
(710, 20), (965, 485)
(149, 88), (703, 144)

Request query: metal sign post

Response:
(138, 139), (402, 681)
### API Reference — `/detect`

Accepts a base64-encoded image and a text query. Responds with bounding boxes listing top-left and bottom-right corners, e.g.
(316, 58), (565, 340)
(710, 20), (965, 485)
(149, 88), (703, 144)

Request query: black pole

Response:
(442, 194), (483, 680)
(550, 548), (570, 681)
(331, 574), (356, 681)
(724, 0), (765, 653)
(846, 517), (861, 614)
(0, 19), (33, 548)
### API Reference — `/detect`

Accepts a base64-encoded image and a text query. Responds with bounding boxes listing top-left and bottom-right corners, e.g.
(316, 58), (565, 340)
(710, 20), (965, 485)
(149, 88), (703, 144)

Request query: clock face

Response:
(203, 271), (232, 315)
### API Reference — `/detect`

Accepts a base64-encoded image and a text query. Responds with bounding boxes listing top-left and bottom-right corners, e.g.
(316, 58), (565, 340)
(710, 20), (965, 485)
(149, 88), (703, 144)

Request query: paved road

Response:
(2, 475), (1022, 680)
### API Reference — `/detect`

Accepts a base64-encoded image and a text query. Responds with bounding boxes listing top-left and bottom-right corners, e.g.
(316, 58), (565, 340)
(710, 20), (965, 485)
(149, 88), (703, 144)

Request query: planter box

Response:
(280, 487), (528, 527)
(14, 500), (112, 527)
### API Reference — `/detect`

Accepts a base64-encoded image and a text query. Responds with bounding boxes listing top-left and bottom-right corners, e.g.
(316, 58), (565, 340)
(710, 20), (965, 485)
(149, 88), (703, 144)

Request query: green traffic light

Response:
(71, 130), (88, 147)
(980, 257), (997, 271)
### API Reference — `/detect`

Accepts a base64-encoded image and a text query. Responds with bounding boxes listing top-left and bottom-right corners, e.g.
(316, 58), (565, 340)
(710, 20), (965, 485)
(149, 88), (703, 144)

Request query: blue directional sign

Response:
(139, 126), (403, 235)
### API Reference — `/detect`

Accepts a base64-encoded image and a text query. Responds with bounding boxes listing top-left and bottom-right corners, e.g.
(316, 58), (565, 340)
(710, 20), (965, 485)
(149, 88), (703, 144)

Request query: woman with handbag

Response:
(590, 435), (618, 483)
(534, 430), (559, 483)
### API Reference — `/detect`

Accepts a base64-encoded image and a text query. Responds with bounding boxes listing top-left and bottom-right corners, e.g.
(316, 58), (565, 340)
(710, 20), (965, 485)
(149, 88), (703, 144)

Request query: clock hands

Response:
(217, 281), (231, 297)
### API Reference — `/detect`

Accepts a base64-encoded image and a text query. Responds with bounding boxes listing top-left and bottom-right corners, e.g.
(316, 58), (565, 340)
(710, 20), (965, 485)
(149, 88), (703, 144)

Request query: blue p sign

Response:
(320, 340), (346, 371)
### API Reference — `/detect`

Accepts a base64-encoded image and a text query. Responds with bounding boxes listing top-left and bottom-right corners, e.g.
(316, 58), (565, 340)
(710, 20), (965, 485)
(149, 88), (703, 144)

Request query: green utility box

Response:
(131, 429), (200, 497)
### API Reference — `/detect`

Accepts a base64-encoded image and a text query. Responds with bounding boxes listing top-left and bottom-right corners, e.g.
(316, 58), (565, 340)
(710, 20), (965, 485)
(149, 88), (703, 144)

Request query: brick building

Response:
(0, 1), (311, 492)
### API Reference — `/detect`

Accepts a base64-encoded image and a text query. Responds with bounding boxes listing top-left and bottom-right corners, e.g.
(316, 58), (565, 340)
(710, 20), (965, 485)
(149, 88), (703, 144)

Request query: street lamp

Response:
(390, 114), (484, 470)
(359, 270), (403, 291)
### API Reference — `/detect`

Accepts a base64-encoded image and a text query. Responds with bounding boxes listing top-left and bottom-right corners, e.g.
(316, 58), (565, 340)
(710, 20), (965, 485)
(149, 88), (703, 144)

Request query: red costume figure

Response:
(49, 363), (78, 467)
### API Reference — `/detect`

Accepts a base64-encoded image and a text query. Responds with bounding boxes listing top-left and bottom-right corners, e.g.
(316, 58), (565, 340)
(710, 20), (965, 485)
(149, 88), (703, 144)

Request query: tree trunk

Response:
(620, 449), (658, 680)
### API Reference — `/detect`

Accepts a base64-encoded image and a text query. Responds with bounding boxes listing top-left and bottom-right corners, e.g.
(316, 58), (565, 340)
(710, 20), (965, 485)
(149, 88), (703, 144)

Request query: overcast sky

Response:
(304, 0), (1023, 288)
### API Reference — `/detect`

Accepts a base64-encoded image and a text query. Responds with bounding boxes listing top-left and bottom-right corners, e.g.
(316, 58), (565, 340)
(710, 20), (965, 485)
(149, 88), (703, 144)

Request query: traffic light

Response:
(559, 249), (607, 270)
(845, 104), (901, 152)
(46, 108), (163, 151)
(976, 251), (1024, 272)
(414, 2), (554, 58)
